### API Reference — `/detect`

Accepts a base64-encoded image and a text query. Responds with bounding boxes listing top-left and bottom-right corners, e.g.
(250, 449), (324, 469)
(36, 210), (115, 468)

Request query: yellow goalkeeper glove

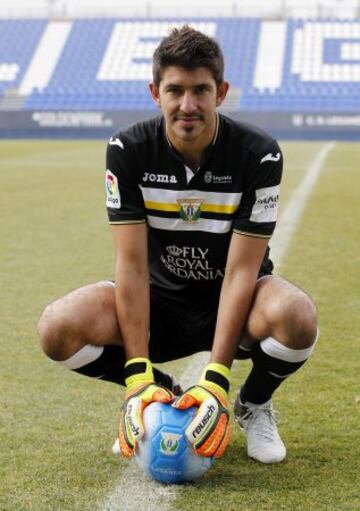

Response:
(119, 357), (174, 458)
(172, 362), (231, 458)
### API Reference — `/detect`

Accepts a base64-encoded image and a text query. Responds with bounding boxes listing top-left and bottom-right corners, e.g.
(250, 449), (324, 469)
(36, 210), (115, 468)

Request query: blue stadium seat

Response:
(0, 18), (357, 113)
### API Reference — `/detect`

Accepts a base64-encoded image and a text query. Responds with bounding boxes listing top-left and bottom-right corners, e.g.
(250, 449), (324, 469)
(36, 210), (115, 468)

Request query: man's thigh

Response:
(39, 280), (122, 358)
(44, 275), (309, 362)
(148, 276), (297, 363)
(242, 274), (317, 348)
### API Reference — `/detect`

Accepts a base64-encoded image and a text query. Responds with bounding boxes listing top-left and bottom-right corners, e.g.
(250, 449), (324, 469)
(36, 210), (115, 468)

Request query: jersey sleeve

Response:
(105, 136), (146, 225)
(233, 141), (283, 238)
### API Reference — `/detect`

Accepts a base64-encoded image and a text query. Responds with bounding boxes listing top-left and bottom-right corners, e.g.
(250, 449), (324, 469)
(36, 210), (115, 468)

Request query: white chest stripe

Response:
(147, 215), (232, 234)
(140, 187), (242, 206)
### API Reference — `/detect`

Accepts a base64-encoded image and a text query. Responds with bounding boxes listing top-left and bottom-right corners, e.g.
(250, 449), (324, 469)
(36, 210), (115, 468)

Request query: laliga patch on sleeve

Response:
(105, 170), (121, 209)
(250, 185), (279, 223)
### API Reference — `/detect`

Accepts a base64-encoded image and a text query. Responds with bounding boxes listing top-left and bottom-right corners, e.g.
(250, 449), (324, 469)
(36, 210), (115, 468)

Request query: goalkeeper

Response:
(38, 26), (318, 464)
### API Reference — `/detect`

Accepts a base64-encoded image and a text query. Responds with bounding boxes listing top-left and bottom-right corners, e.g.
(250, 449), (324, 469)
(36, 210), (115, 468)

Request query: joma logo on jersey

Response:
(143, 172), (177, 184)
(177, 198), (203, 222)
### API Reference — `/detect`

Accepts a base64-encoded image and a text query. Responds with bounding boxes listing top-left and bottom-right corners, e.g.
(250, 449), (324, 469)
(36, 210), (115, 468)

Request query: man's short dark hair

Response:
(152, 25), (225, 87)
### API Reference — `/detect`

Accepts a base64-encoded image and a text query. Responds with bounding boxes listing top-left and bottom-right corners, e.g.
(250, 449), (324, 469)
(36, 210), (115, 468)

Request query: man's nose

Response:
(180, 91), (197, 114)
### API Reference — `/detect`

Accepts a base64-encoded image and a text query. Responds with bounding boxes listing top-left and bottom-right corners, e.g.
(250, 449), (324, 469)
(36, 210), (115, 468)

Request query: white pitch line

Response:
(100, 352), (207, 511)
(100, 141), (335, 511)
(271, 141), (335, 267)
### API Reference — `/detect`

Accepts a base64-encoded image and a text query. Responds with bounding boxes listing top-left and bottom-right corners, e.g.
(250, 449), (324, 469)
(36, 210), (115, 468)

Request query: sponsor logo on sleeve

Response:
(250, 185), (279, 223)
(106, 170), (121, 209)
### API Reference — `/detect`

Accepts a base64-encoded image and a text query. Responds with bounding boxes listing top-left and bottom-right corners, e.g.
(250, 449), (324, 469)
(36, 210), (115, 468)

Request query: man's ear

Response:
(216, 81), (229, 107)
(149, 82), (161, 108)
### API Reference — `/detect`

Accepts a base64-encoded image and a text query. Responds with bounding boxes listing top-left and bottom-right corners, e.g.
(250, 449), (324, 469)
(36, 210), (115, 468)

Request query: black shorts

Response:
(148, 286), (218, 363)
(148, 266), (272, 363)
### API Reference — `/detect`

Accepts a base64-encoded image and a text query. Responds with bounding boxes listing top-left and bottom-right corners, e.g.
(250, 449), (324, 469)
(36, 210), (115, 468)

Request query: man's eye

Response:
(195, 86), (209, 95)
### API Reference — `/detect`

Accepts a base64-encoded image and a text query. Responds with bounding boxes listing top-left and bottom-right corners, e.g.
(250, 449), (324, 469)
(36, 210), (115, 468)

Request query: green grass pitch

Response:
(1, 139), (359, 511)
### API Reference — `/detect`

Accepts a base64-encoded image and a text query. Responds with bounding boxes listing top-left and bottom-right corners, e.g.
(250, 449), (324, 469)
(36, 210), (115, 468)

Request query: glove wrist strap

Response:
(200, 362), (230, 399)
(124, 357), (154, 389)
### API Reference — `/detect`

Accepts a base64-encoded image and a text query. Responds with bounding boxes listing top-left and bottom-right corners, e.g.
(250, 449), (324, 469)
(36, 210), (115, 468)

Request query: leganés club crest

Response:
(177, 198), (203, 223)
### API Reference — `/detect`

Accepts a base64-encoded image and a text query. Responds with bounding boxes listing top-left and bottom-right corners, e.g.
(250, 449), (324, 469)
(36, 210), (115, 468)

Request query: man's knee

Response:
(268, 289), (318, 348)
(37, 281), (119, 362)
(37, 302), (73, 361)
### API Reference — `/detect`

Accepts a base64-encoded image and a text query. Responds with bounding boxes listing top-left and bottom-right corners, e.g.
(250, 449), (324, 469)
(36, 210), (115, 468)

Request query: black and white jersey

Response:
(106, 113), (283, 298)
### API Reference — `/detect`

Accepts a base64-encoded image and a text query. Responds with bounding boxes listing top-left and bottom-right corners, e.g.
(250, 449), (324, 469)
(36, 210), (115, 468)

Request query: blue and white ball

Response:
(135, 402), (214, 483)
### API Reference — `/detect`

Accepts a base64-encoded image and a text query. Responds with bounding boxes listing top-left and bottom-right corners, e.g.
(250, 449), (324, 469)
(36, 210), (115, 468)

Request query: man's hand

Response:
(172, 363), (231, 458)
(119, 358), (173, 457)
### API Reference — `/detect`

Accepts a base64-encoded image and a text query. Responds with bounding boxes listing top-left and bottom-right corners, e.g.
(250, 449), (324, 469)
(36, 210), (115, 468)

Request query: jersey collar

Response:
(162, 112), (221, 170)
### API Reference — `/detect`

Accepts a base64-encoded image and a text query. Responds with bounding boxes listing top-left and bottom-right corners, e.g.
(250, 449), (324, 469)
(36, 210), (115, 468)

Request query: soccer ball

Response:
(135, 402), (214, 483)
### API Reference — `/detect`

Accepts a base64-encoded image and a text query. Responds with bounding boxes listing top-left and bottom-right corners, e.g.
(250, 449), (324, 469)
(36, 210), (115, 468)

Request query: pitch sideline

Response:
(270, 141), (336, 268)
(100, 141), (335, 511)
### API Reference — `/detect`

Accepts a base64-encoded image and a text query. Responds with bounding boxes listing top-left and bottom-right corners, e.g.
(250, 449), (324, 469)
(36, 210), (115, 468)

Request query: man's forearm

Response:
(114, 266), (150, 360)
(210, 269), (258, 368)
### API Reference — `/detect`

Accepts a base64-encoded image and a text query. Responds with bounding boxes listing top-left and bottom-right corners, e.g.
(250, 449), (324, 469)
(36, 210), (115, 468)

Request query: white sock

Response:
(57, 344), (104, 370)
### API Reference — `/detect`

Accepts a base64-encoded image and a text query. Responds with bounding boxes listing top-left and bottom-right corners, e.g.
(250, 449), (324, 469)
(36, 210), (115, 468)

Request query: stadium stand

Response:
(0, 19), (46, 96)
(0, 18), (358, 113)
(0, 7), (359, 139)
